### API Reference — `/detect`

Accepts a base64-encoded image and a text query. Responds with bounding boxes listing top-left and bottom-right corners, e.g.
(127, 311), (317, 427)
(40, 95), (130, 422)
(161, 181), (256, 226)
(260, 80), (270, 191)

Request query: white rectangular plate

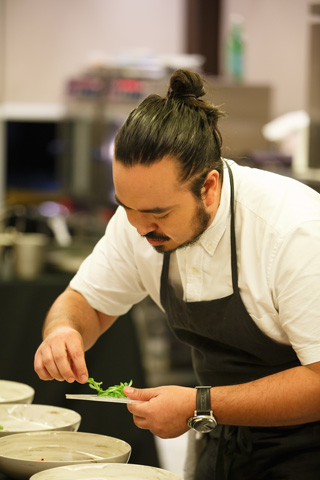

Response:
(66, 394), (142, 404)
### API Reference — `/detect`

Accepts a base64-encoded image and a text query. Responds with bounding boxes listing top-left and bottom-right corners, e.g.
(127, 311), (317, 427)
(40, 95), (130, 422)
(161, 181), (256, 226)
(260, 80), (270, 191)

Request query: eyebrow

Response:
(114, 194), (175, 214)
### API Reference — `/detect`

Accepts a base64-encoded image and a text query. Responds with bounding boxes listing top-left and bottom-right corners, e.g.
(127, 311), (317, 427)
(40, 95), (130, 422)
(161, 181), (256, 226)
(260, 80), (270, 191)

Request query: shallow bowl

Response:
(30, 462), (183, 479)
(0, 404), (81, 437)
(0, 380), (35, 404)
(0, 431), (131, 480)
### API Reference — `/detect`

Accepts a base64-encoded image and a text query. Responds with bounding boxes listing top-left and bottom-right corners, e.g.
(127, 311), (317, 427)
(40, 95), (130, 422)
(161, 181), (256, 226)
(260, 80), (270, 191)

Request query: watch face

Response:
(188, 415), (217, 433)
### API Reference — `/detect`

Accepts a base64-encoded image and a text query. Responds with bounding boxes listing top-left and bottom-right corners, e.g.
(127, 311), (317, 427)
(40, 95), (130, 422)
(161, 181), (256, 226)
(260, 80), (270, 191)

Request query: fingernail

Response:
(125, 387), (134, 394)
(67, 377), (75, 383)
(80, 375), (88, 383)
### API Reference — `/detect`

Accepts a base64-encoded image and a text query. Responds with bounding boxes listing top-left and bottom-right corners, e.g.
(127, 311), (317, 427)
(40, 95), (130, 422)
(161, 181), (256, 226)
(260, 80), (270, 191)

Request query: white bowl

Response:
(0, 380), (35, 404)
(0, 431), (131, 480)
(30, 462), (183, 479)
(0, 404), (81, 437)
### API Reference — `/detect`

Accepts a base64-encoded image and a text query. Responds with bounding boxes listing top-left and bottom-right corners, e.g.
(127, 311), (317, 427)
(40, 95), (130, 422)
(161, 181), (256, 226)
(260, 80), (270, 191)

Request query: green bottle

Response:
(226, 14), (244, 82)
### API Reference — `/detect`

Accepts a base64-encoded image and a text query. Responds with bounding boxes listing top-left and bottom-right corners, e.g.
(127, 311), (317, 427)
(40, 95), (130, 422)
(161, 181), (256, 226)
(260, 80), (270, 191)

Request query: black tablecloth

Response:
(0, 274), (159, 472)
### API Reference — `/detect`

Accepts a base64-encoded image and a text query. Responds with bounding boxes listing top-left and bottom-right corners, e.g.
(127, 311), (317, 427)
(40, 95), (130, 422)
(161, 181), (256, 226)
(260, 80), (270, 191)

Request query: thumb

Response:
(123, 386), (157, 402)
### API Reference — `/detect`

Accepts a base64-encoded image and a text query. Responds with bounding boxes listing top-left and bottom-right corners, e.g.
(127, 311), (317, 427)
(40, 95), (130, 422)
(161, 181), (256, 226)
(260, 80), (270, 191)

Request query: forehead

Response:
(113, 157), (191, 210)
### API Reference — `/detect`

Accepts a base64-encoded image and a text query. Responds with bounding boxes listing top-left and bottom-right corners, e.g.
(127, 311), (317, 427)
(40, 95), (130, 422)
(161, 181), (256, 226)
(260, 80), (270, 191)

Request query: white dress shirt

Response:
(70, 160), (320, 366)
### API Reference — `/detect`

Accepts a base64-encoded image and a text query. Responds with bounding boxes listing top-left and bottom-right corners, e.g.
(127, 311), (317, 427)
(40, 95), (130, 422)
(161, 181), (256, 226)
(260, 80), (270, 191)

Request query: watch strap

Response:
(195, 386), (211, 415)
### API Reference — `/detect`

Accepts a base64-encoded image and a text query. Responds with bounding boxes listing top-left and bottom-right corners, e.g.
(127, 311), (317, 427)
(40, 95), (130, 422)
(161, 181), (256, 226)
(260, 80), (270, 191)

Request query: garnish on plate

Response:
(87, 378), (133, 398)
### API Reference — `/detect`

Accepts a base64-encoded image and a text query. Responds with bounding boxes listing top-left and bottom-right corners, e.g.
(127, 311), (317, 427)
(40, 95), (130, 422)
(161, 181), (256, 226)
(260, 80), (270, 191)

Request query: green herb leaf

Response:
(87, 378), (132, 398)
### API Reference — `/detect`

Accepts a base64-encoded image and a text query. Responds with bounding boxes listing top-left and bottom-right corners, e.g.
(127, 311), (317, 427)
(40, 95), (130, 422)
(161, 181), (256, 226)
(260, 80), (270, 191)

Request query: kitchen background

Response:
(0, 0), (319, 476)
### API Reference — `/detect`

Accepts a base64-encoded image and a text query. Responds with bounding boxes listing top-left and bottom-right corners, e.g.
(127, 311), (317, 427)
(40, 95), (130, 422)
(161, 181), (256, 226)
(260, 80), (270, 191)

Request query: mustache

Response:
(142, 232), (170, 242)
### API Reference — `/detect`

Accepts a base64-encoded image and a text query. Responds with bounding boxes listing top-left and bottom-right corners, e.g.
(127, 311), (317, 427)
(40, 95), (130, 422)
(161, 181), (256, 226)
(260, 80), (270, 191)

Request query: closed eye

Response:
(114, 194), (174, 217)
(153, 212), (170, 220)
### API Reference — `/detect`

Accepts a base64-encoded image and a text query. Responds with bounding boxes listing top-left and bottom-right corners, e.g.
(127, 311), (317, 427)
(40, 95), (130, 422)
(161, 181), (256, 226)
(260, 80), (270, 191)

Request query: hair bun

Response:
(168, 69), (206, 100)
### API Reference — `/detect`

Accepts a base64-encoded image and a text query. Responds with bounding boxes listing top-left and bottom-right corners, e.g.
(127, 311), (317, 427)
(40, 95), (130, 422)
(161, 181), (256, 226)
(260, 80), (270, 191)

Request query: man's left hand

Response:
(124, 385), (196, 438)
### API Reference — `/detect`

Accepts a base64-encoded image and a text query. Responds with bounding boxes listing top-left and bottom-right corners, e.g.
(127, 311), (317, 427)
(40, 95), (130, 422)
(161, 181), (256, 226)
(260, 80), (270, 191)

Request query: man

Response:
(34, 70), (320, 479)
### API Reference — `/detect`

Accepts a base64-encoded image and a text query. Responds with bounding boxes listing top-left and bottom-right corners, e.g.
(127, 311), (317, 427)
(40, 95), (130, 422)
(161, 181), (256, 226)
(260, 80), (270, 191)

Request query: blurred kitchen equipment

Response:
(262, 110), (310, 174)
(62, 65), (169, 208)
(132, 298), (196, 388)
(13, 233), (48, 280)
(38, 201), (72, 247)
(0, 231), (16, 279)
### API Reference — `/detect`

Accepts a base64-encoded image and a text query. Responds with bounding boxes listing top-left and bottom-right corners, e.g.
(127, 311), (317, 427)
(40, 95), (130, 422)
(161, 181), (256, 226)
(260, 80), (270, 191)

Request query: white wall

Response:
(1, 0), (316, 117)
(2, 0), (186, 104)
(221, 0), (315, 118)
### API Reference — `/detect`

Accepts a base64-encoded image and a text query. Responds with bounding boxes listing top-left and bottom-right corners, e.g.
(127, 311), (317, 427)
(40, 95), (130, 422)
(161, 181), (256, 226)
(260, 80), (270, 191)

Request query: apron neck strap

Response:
(225, 161), (239, 292)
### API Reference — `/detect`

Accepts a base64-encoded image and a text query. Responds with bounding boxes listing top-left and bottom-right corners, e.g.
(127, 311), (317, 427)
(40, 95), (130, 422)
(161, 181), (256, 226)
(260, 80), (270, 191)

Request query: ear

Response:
(201, 170), (220, 207)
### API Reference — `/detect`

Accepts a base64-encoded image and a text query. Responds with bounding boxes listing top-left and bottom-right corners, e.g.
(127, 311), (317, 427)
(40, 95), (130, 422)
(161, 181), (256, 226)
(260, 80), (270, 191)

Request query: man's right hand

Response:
(34, 326), (88, 384)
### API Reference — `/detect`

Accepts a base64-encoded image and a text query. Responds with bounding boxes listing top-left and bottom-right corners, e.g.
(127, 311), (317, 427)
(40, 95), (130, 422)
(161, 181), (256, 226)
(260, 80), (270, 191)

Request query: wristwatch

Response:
(187, 386), (217, 433)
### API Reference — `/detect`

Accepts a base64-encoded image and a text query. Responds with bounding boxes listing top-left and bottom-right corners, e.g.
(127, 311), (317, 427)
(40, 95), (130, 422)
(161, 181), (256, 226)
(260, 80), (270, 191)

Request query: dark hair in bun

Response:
(168, 69), (206, 100)
(114, 69), (225, 198)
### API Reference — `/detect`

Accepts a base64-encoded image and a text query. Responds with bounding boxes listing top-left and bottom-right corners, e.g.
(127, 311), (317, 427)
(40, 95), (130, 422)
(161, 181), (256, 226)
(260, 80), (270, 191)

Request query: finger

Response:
(67, 346), (88, 383)
(34, 354), (55, 381)
(34, 348), (49, 380)
(132, 414), (149, 430)
(50, 341), (83, 383)
(39, 344), (69, 382)
(35, 330), (88, 383)
(123, 386), (157, 402)
(59, 329), (88, 383)
(36, 338), (76, 383)
(34, 345), (65, 381)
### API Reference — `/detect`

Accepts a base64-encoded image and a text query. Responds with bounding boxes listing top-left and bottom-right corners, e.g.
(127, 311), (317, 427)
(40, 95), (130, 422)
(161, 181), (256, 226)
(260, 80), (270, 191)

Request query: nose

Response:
(126, 210), (157, 236)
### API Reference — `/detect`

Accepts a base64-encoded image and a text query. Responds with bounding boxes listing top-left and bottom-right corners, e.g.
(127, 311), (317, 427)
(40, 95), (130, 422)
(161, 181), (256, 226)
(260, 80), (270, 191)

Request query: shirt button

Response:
(207, 243), (214, 254)
(191, 266), (200, 275)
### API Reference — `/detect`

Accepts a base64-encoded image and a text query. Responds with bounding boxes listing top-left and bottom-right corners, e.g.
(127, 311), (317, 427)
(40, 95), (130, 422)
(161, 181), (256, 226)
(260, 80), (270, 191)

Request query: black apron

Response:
(160, 163), (320, 479)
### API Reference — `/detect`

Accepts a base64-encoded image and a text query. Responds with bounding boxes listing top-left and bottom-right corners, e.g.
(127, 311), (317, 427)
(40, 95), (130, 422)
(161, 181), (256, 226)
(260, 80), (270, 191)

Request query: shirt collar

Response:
(198, 161), (231, 256)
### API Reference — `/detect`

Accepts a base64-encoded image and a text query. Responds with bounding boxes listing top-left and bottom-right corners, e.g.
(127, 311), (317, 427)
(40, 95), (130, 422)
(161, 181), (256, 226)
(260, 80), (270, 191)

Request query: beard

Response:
(142, 200), (212, 254)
